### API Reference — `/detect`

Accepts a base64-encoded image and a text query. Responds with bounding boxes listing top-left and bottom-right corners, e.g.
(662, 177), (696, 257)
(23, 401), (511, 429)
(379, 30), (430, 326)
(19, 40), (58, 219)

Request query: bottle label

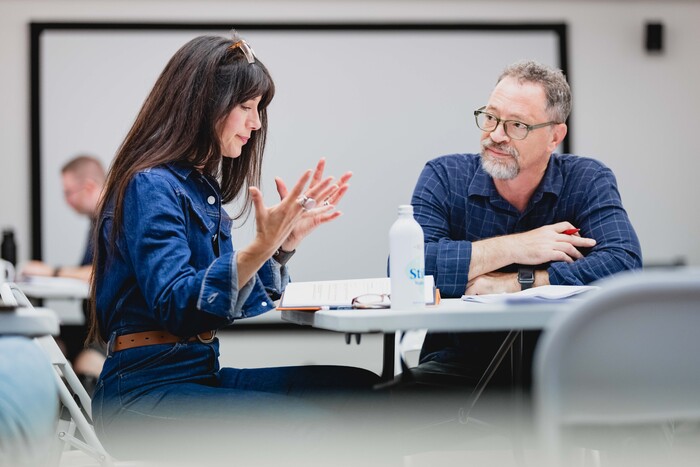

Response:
(405, 258), (424, 286)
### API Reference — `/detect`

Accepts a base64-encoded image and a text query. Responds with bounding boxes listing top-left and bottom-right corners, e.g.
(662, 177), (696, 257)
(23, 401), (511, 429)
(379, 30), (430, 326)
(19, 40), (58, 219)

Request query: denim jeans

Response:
(0, 336), (58, 466)
(93, 338), (380, 461)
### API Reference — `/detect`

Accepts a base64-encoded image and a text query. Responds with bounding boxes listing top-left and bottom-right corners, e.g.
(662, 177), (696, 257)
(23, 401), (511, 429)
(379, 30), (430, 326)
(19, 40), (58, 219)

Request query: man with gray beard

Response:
(406, 60), (642, 393)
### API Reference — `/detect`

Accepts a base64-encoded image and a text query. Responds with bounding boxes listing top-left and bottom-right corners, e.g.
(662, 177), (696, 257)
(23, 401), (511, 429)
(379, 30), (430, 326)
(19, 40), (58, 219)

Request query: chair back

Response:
(534, 268), (700, 464)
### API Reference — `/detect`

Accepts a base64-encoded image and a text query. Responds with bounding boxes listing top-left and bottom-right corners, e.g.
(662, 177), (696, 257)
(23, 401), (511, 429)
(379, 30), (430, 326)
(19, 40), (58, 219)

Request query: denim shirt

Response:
(95, 163), (288, 343)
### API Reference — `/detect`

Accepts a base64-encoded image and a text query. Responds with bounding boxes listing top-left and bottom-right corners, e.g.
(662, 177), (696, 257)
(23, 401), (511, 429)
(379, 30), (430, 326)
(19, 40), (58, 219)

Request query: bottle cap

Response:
(398, 205), (414, 215)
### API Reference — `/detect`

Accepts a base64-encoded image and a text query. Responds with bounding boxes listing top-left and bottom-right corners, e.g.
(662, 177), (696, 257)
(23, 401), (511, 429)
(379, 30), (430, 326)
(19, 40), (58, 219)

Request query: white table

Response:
(0, 307), (60, 337)
(282, 298), (572, 381)
(281, 298), (566, 333)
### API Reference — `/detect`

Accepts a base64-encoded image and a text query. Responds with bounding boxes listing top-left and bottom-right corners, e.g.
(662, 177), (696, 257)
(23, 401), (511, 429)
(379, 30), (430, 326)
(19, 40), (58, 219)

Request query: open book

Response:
(462, 285), (598, 304)
(278, 276), (438, 311)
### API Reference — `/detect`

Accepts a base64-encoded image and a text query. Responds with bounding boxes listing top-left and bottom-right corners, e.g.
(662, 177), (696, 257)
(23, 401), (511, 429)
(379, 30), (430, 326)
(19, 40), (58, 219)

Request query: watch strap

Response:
(272, 248), (295, 266)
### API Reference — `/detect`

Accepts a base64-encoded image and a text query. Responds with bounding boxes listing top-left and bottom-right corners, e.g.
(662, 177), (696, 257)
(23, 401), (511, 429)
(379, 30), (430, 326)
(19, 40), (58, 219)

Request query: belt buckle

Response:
(197, 330), (217, 344)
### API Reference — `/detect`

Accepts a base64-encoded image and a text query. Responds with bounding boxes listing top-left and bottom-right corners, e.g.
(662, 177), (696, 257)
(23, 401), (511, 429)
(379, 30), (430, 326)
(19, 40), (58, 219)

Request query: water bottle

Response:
(1, 229), (17, 266)
(389, 205), (425, 310)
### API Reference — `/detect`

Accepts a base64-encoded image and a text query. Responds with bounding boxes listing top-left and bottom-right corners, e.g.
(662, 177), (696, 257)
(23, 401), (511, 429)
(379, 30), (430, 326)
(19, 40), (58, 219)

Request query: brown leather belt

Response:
(113, 330), (216, 352)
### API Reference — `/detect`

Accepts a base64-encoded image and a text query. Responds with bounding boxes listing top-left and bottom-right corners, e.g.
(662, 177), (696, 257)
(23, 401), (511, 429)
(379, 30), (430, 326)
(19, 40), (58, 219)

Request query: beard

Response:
(480, 137), (520, 180)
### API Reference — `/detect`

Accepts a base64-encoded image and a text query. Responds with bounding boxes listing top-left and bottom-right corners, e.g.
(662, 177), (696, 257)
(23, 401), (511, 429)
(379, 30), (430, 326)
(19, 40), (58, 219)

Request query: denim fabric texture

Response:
(412, 153), (643, 374)
(94, 162), (284, 342)
(92, 162), (380, 456)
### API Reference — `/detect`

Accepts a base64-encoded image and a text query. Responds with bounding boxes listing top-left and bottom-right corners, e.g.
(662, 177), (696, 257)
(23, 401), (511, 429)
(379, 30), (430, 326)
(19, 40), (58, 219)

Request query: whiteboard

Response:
(33, 23), (566, 282)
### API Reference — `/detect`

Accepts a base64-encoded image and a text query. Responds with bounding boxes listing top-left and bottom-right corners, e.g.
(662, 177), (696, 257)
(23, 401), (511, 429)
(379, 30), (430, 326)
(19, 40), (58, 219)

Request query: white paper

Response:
(280, 276), (435, 308)
(461, 285), (598, 304)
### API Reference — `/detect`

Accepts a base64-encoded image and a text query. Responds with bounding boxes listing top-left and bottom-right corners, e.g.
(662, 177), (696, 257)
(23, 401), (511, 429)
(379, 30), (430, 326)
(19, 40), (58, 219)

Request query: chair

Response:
(4, 283), (115, 466)
(534, 268), (700, 466)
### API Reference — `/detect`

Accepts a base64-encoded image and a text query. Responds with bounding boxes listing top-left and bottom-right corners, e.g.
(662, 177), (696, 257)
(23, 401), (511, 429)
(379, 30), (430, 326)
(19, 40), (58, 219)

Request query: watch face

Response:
(519, 269), (535, 282)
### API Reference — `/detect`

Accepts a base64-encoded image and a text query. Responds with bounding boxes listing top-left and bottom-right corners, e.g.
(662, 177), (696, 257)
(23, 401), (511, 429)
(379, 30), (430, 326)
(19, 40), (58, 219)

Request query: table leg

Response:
(381, 332), (395, 381)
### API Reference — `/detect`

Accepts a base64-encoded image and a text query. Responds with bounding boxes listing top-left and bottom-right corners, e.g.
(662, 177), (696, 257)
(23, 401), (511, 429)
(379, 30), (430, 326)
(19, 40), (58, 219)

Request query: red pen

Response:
(563, 228), (580, 235)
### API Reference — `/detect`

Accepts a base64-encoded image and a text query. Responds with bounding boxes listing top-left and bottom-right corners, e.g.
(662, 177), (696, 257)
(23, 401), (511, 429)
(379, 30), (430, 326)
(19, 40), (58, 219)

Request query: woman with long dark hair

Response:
(88, 33), (378, 460)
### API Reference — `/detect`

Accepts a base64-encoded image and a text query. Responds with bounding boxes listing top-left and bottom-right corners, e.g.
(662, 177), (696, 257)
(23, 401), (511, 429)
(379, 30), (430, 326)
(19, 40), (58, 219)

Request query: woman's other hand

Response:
(275, 158), (352, 252)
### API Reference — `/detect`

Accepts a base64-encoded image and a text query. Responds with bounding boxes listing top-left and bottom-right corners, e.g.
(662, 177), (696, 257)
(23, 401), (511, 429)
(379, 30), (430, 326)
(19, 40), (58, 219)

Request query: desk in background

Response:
(17, 276), (88, 300)
(17, 277), (88, 325)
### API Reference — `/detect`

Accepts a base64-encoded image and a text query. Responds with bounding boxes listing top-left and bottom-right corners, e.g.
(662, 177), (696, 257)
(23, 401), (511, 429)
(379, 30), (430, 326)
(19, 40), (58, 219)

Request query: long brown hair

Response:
(86, 34), (275, 344)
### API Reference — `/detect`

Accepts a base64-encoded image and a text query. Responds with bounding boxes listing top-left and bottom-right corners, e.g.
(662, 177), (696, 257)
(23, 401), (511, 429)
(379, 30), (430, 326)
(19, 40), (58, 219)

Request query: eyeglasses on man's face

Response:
(230, 40), (256, 64)
(351, 293), (391, 309)
(474, 106), (559, 140)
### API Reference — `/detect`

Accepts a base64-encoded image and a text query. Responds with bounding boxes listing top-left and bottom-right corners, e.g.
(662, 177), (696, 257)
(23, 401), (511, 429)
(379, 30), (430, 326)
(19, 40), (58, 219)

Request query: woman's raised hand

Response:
(274, 158), (352, 252)
(237, 159), (351, 287)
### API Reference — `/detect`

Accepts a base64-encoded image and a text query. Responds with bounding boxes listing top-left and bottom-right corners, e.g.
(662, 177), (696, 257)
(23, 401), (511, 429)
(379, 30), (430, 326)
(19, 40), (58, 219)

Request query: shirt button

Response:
(261, 301), (267, 307)
(207, 196), (216, 205)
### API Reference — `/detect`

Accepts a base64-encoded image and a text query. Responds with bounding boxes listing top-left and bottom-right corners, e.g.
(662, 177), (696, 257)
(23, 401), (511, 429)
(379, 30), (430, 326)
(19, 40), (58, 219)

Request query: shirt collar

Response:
(467, 161), (495, 198)
(539, 154), (564, 198)
(165, 162), (196, 181)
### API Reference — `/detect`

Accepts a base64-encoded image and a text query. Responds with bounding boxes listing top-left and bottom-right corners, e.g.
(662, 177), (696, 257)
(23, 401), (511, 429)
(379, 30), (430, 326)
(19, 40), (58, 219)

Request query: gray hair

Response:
(497, 60), (571, 123)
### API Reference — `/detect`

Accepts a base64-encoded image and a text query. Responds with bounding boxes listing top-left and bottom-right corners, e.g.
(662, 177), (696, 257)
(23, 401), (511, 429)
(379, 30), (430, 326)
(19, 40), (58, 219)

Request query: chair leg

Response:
(459, 330), (521, 424)
(47, 416), (72, 467)
(52, 368), (113, 465)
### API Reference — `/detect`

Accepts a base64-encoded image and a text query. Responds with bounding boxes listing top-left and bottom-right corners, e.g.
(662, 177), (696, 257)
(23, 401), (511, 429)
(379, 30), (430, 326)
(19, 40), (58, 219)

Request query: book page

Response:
(279, 276), (435, 308)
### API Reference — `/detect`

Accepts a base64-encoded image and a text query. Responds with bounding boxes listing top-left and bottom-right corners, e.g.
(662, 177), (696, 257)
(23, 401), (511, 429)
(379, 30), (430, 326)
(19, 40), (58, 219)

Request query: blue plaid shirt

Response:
(411, 153), (642, 298)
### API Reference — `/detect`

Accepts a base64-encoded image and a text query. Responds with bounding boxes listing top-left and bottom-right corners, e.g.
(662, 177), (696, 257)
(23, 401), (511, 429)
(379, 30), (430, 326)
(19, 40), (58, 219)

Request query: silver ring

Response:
(297, 194), (317, 211)
(323, 200), (331, 207)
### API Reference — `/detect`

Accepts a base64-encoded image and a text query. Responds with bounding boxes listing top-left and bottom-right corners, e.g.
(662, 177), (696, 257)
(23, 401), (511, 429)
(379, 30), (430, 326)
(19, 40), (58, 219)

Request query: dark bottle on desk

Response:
(1, 229), (17, 266)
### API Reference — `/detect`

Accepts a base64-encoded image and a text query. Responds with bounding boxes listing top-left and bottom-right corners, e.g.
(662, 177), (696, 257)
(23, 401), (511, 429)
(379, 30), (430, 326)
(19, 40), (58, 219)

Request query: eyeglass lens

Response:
(475, 112), (529, 140)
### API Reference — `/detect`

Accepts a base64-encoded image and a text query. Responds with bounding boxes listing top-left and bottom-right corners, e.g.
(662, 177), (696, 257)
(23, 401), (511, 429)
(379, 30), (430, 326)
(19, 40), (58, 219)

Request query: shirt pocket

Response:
(187, 203), (219, 261)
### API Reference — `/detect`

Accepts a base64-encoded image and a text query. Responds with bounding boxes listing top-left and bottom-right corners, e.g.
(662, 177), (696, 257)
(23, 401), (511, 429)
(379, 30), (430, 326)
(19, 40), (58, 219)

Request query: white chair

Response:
(534, 268), (700, 466)
(5, 283), (115, 466)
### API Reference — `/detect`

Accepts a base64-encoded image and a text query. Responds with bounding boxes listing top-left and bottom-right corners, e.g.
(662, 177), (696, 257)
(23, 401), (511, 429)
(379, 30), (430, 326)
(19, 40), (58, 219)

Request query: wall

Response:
(37, 26), (561, 282)
(2, 0), (698, 269)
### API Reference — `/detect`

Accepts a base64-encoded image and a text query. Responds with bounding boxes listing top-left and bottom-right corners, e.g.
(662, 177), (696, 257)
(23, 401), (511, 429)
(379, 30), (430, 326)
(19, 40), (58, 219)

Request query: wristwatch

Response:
(518, 267), (535, 290)
(272, 247), (295, 266)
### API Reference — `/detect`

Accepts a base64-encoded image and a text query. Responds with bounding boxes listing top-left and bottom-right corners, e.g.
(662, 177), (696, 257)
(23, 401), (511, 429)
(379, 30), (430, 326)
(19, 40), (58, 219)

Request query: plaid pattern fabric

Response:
(411, 153), (642, 298)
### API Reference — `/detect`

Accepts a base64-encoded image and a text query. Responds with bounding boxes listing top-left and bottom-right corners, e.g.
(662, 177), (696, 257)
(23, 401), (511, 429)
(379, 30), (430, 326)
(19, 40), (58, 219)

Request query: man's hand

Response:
(510, 222), (596, 265)
(20, 260), (54, 277)
(469, 222), (596, 278)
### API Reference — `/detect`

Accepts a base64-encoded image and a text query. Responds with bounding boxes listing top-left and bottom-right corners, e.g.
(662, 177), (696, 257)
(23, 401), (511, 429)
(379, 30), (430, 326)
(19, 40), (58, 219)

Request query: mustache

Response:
(481, 138), (519, 158)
